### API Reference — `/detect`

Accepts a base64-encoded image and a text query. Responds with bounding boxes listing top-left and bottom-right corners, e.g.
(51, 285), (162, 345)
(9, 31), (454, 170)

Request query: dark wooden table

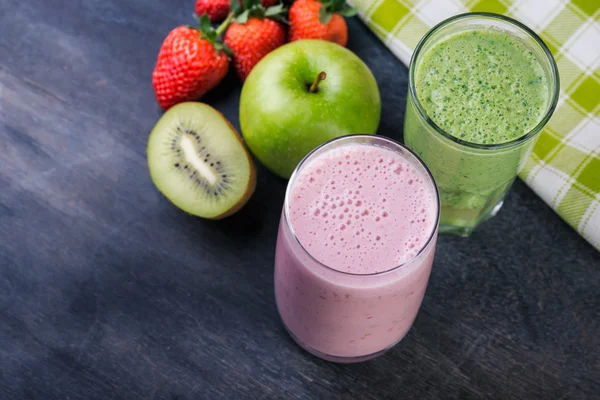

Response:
(1, 1), (599, 399)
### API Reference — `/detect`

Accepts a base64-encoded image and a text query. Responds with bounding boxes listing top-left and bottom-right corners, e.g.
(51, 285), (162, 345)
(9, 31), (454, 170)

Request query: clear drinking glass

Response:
(274, 135), (440, 363)
(404, 13), (559, 236)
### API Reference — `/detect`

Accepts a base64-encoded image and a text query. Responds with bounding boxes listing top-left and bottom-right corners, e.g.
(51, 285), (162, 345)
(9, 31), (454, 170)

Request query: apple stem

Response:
(309, 72), (327, 93)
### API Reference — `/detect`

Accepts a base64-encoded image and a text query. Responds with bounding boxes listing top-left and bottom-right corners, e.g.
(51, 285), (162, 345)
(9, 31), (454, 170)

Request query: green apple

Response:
(240, 40), (381, 178)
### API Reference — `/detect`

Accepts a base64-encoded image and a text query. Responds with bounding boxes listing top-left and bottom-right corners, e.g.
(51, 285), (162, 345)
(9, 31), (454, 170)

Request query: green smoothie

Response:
(417, 30), (548, 144)
(405, 22), (555, 235)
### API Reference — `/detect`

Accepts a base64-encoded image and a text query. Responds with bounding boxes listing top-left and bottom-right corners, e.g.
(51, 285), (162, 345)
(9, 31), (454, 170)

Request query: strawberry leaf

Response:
(221, 43), (233, 56)
(231, 0), (287, 23)
(319, 0), (357, 19)
(265, 3), (284, 16)
(230, 0), (242, 15)
(237, 9), (250, 23)
(190, 13), (234, 56)
(199, 13), (212, 34)
(214, 42), (233, 56)
(338, 7), (357, 17)
(318, 5), (333, 25)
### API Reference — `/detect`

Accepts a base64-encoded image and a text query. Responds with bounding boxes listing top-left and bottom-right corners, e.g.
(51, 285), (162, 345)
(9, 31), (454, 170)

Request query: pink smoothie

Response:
(275, 138), (439, 360)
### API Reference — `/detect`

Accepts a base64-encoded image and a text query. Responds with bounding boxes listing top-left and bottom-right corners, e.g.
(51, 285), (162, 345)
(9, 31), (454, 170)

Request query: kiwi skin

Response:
(212, 118), (256, 220)
(147, 102), (256, 220)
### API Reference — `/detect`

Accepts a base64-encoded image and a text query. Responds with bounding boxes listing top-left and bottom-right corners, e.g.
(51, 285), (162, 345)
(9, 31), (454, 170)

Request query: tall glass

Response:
(274, 135), (440, 363)
(404, 13), (559, 236)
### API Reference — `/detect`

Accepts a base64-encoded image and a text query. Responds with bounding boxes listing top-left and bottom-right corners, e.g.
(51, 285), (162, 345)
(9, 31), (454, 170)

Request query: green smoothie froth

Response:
(416, 29), (549, 144)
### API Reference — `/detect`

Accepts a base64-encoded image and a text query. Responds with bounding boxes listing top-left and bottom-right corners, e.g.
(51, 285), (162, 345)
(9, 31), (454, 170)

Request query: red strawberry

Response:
(196, 0), (280, 22)
(195, 0), (230, 22)
(289, 0), (356, 47)
(152, 19), (230, 109)
(223, 2), (287, 81)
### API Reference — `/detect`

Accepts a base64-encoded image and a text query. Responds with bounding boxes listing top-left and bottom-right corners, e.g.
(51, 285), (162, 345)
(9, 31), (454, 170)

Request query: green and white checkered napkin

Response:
(351, 0), (600, 250)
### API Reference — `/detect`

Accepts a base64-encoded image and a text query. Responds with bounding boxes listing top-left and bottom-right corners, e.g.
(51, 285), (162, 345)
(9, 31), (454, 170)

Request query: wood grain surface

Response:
(0, 1), (599, 399)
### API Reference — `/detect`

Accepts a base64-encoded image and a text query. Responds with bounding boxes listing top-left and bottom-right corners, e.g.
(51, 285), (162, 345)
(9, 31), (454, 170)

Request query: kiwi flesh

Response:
(147, 102), (256, 219)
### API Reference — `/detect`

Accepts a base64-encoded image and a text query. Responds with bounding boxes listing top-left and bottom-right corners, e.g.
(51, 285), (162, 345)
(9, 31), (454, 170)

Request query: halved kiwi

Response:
(147, 102), (256, 219)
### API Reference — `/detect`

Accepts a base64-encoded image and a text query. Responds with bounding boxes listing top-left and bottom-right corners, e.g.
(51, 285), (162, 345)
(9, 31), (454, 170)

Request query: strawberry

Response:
(152, 16), (231, 109)
(223, 1), (287, 81)
(289, 0), (356, 47)
(196, 0), (280, 22)
(195, 0), (230, 22)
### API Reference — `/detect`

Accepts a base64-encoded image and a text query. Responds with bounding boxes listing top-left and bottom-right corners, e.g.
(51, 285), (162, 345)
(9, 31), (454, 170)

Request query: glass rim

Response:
(408, 12), (560, 150)
(283, 134), (440, 277)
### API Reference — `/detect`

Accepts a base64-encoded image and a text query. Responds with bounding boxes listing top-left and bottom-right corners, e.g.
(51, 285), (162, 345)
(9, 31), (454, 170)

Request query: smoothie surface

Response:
(416, 28), (549, 144)
(288, 143), (437, 274)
